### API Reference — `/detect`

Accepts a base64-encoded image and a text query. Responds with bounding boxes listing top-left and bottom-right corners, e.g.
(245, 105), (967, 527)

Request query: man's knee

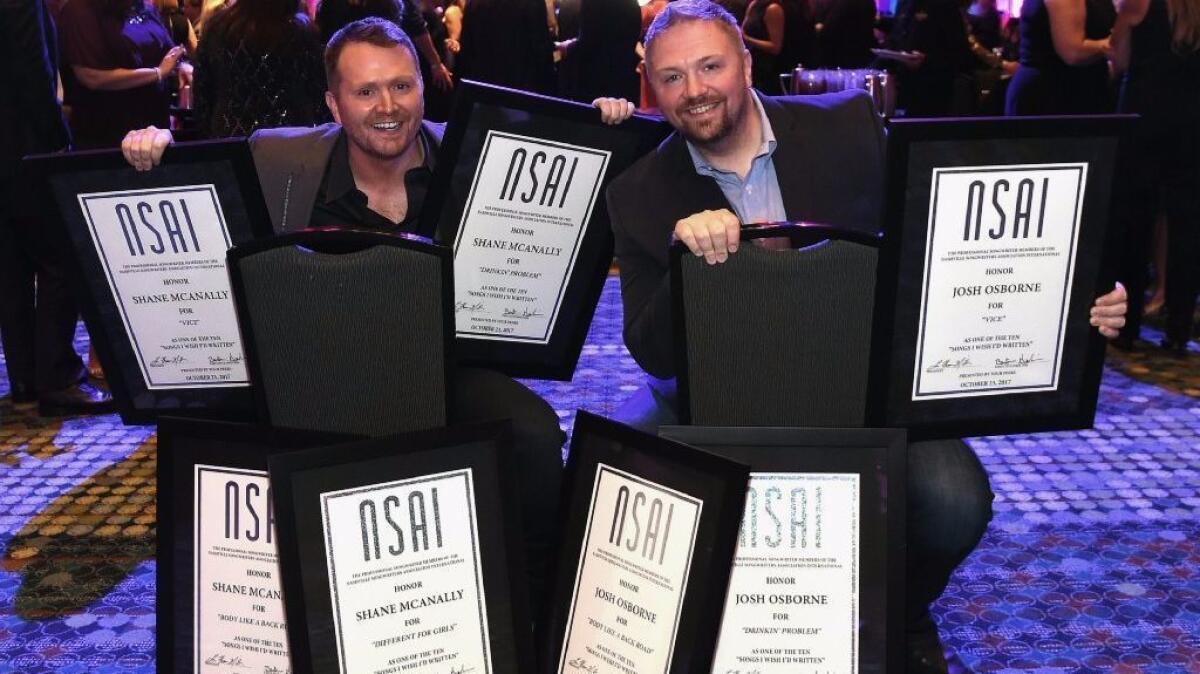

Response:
(908, 438), (994, 558)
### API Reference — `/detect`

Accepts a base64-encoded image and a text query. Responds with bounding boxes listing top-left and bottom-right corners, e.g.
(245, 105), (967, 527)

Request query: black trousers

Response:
(450, 366), (565, 618)
(0, 177), (85, 394)
(1117, 111), (1200, 344)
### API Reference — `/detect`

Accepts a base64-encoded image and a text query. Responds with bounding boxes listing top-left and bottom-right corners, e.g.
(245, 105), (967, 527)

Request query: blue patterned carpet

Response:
(0, 276), (1198, 674)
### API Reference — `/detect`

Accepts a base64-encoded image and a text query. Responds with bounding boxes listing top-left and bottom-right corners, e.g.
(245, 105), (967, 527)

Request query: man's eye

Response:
(663, 73), (681, 84)
(357, 89), (373, 96)
(393, 82), (410, 91)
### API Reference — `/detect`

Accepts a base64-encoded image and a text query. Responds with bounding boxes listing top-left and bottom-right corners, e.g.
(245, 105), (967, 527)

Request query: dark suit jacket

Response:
(0, 0), (70, 180)
(605, 90), (886, 378)
(247, 120), (445, 233)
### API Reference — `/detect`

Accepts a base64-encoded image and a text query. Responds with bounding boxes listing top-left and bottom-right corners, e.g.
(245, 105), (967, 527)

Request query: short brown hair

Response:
(644, 0), (742, 67)
(324, 18), (421, 89)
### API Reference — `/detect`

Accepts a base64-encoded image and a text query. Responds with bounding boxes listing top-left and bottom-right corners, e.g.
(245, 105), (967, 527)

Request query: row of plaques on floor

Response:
(160, 413), (906, 674)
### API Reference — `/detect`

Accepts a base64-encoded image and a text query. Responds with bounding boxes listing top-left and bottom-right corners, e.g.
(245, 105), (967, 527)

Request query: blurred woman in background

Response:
(58, 0), (186, 148)
(192, 0), (326, 137)
(1005, 0), (1114, 113)
(1112, 0), (1200, 353)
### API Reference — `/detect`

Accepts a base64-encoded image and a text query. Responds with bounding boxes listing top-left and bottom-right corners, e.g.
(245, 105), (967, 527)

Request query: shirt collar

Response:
(324, 124), (437, 204)
(685, 91), (777, 178)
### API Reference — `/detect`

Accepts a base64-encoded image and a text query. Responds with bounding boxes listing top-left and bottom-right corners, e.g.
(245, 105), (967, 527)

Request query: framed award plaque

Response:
(268, 422), (534, 674)
(545, 412), (749, 674)
(659, 426), (907, 674)
(156, 416), (360, 674)
(419, 80), (670, 380)
(26, 140), (273, 424)
(870, 116), (1134, 440)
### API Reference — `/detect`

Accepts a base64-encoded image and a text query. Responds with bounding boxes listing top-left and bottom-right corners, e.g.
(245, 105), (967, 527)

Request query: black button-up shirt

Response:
(309, 128), (436, 233)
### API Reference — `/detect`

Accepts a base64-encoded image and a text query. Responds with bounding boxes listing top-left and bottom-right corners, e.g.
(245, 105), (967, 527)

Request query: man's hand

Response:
(592, 97), (635, 125)
(121, 126), (173, 171)
(431, 63), (454, 91)
(1090, 281), (1127, 338)
(674, 209), (741, 264)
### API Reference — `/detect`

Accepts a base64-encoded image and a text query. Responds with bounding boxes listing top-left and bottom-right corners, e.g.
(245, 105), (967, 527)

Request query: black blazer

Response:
(605, 90), (886, 378)
(0, 0), (71, 179)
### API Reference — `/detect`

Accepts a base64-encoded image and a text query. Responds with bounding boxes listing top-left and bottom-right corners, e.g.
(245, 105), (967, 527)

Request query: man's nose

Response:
(378, 89), (398, 113)
(683, 72), (705, 100)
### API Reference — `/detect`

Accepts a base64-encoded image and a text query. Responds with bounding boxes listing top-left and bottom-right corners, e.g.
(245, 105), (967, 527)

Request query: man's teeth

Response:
(373, 122), (400, 130)
(688, 103), (717, 114)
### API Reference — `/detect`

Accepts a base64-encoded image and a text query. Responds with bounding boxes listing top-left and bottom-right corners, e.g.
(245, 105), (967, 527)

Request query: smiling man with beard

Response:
(600, 2), (1127, 672)
(122, 18), (566, 614)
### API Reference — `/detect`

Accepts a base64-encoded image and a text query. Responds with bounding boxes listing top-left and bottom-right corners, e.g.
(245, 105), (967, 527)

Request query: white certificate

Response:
(558, 465), (702, 674)
(320, 470), (491, 674)
(711, 473), (860, 673)
(913, 163), (1087, 400)
(78, 185), (248, 389)
(194, 465), (291, 674)
(452, 131), (610, 344)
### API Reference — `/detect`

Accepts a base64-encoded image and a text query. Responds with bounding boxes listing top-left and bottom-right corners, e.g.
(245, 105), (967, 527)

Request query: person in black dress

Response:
(58, 0), (186, 149)
(811, 0), (876, 67)
(317, 0), (455, 92)
(1112, 0), (1200, 353)
(192, 0), (327, 138)
(1, 0), (114, 415)
(743, 0), (787, 93)
(561, 0), (642, 103)
(457, 0), (556, 94)
(1005, 0), (1115, 114)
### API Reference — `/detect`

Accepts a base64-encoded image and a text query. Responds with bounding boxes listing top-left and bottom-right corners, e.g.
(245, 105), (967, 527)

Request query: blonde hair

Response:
(196, 0), (228, 35)
(1167, 0), (1200, 53)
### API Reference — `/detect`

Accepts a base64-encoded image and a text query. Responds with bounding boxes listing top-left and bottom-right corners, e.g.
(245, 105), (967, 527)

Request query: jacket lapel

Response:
(660, 132), (731, 215)
(760, 95), (813, 222)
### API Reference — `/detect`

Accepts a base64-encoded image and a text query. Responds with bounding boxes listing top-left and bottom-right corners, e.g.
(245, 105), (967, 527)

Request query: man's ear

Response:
(742, 48), (753, 88)
(325, 90), (341, 124)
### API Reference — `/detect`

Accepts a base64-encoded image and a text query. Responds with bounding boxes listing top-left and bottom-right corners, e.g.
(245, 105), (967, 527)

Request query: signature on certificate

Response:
(925, 356), (972, 373)
(448, 666), (476, 674)
(502, 307), (544, 320)
(204, 653), (248, 668)
(995, 354), (1043, 368)
(567, 657), (600, 674)
(149, 354), (187, 367)
(455, 301), (486, 314)
(263, 667), (290, 674)
(208, 353), (243, 366)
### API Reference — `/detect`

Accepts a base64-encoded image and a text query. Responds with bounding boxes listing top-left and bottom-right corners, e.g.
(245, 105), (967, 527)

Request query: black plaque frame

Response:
(25, 140), (273, 424)
(420, 80), (669, 380)
(870, 116), (1133, 440)
(544, 411), (750, 674)
(658, 425), (907, 674)
(156, 416), (361, 674)
(268, 422), (535, 674)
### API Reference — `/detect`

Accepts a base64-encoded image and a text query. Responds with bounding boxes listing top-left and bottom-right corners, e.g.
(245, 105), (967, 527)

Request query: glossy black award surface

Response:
(659, 425), (907, 674)
(420, 80), (669, 380)
(156, 416), (359, 674)
(871, 116), (1133, 439)
(544, 412), (749, 674)
(268, 422), (534, 674)
(26, 140), (272, 424)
